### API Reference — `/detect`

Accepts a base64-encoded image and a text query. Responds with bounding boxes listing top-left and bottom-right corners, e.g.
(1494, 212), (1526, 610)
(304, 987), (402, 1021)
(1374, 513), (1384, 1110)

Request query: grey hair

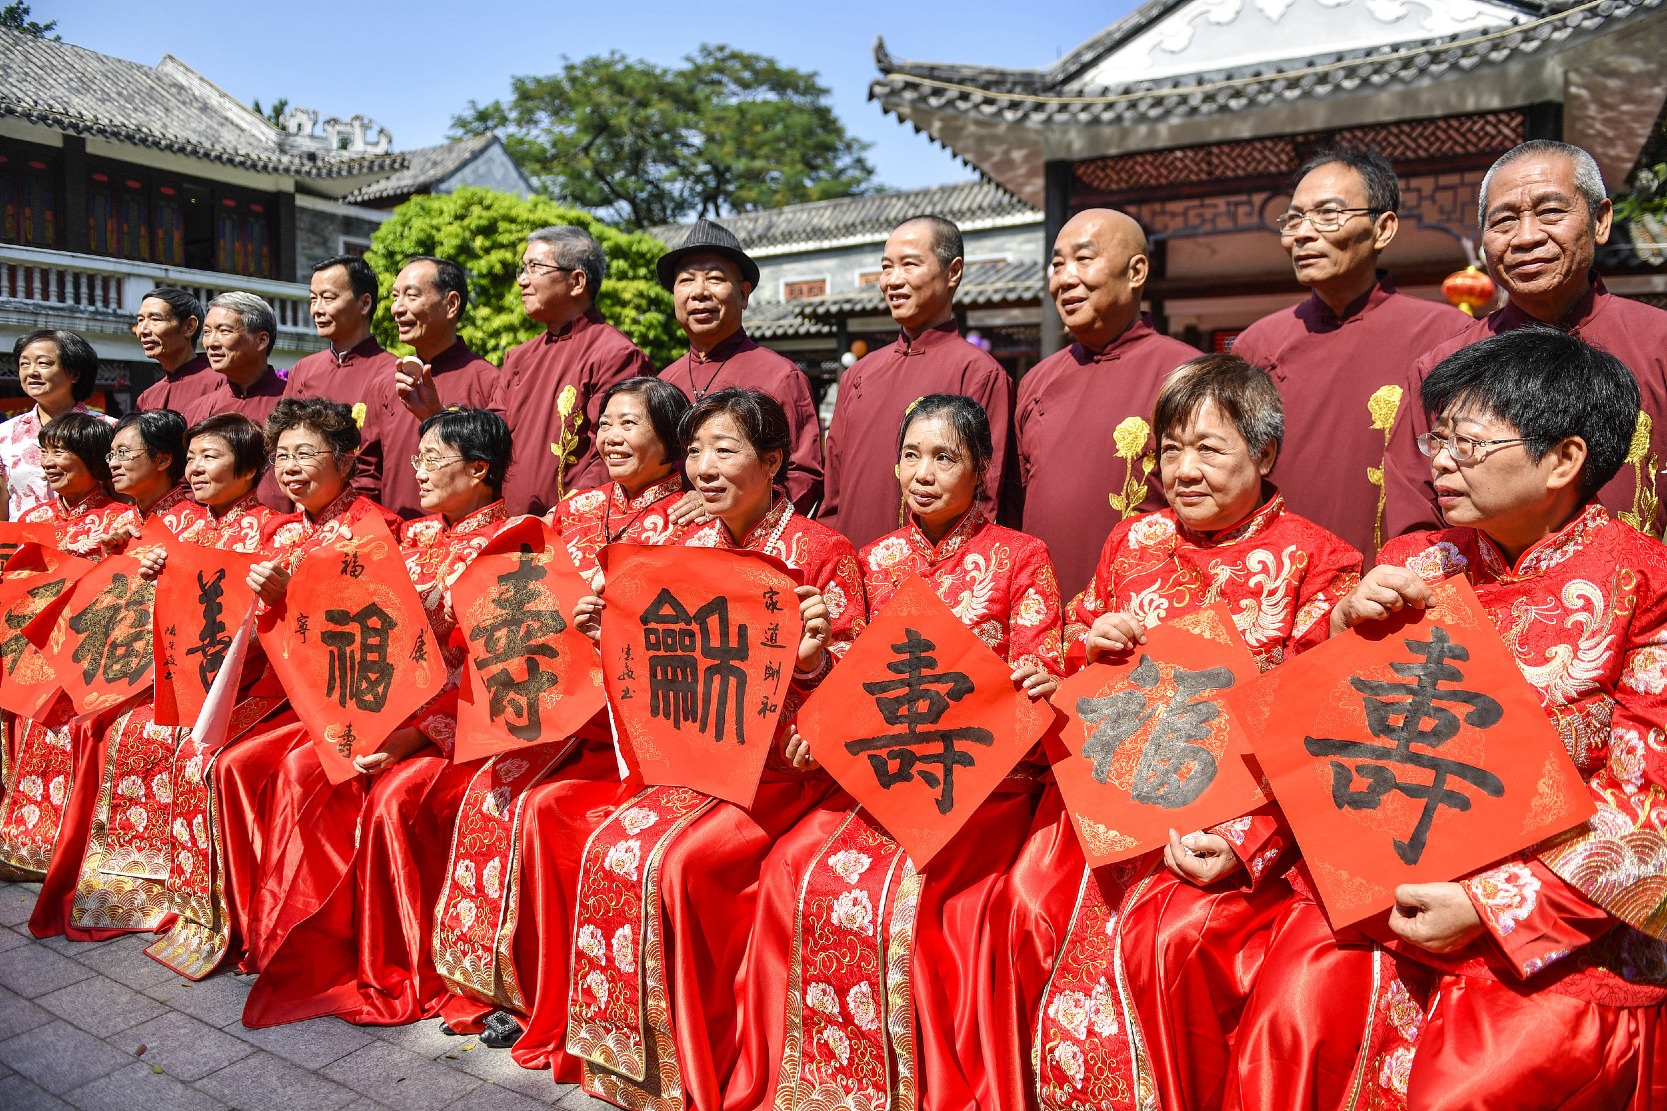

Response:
(527, 225), (606, 299)
(1479, 140), (1607, 227)
(207, 291), (277, 355)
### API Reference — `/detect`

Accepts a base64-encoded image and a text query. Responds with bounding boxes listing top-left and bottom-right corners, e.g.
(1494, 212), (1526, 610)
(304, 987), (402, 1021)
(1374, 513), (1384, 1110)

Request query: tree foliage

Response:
(1, 2), (59, 38)
(363, 187), (681, 368)
(452, 45), (876, 229)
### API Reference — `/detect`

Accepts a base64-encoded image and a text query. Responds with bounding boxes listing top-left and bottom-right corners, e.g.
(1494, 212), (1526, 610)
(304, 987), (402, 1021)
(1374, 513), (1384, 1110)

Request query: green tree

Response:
(1, 2), (59, 38)
(251, 97), (292, 129)
(452, 46), (875, 229)
(363, 187), (680, 367)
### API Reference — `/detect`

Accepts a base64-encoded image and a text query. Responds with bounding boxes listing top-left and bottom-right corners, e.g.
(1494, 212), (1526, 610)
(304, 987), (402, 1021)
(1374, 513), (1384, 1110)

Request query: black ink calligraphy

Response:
(67, 573), (154, 687)
(641, 588), (751, 743)
(468, 546), (569, 742)
(320, 602), (396, 712)
(1076, 655), (1235, 809)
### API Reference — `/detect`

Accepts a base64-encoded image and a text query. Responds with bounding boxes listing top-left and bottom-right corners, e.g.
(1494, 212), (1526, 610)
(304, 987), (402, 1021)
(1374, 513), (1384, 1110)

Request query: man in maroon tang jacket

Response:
(657, 218), (824, 514)
(1233, 147), (1470, 561)
(283, 254), (397, 500)
(1383, 139), (1667, 541)
(1014, 207), (1201, 598)
(820, 214), (1014, 548)
(134, 286), (219, 413)
(401, 226), (652, 518)
(181, 291), (288, 508)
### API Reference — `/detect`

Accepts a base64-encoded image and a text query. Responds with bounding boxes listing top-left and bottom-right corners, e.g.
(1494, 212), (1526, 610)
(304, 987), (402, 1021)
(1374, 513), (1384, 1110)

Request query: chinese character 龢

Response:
(641, 588), (751, 743)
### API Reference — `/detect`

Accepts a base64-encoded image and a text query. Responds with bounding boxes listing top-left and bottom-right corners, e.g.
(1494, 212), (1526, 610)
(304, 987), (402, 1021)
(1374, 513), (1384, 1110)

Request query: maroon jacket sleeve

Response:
(973, 358), (1018, 525)
(819, 368), (856, 532)
(569, 338), (654, 492)
(783, 367), (826, 515)
(1381, 354), (1443, 541)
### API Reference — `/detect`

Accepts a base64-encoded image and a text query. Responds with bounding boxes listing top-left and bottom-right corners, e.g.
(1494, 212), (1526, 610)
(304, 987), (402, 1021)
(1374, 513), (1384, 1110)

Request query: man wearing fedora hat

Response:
(658, 218), (824, 516)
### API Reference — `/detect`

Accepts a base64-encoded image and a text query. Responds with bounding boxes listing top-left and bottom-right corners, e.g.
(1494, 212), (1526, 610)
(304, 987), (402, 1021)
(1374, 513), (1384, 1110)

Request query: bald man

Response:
(820, 214), (1015, 548)
(1014, 209), (1201, 597)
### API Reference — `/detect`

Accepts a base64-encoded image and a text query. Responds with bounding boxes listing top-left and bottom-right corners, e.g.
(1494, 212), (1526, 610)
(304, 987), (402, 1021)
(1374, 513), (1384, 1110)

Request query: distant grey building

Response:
(0, 27), (530, 410)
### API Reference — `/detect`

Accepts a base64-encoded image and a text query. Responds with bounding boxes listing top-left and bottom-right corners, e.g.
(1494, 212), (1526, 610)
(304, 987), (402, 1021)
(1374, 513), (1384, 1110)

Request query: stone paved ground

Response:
(0, 881), (613, 1111)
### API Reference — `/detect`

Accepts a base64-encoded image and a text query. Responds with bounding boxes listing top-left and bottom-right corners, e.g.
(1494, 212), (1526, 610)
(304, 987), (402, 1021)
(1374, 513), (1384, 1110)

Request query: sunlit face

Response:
(673, 252), (749, 351)
(273, 425), (350, 515)
(185, 433), (256, 513)
(134, 297), (196, 367)
(879, 224), (958, 332)
(1426, 406), (1548, 533)
(686, 413), (779, 529)
(1049, 214), (1144, 348)
(1280, 162), (1392, 288)
(40, 442), (97, 504)
(16, 339), (77, 411)
(1159, 400), (1275, 533)
(309, 265), (371, 343)
(898, 413), (979, 533)
(202, 307), (266, 378)
(1482, 154), (1611, 315)
(390, 261), (458, 353)
(597, 392), (672, 494)
(517, 239), (585, 327)
(414, 428), (487, 517)
(108, 424), (171, 504)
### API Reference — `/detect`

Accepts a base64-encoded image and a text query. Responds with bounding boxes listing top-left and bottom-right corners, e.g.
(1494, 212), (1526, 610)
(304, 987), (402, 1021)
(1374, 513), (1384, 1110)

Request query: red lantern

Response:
(1442, 265), (1496, 316)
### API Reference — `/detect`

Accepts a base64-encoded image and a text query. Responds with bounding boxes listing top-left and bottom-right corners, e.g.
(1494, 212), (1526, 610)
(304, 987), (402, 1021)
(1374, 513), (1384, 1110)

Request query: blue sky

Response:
(39, 1), (1140, 192)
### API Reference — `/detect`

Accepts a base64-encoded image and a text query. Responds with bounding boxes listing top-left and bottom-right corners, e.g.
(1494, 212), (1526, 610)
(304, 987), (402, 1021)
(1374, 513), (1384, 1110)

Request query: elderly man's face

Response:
(1281, 162), (1393, 289)
(1482, 155), (1612, 314)
(518, 239), (586, 327)
(674, 252), (749, 352)
(390, 261), (458, 354)
(880, 224), (958, 332)
(202, 307), (265, 376)
(1049, 213), (1145, 347)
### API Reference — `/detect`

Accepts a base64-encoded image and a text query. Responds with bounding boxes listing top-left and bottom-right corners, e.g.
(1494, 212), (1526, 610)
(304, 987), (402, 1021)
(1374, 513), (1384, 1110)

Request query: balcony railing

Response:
(0, 244), (316, 352)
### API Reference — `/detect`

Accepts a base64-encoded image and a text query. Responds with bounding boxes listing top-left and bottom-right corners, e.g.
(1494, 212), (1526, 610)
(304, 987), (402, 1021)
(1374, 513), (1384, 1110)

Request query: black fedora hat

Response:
(657, 218), (761, 290)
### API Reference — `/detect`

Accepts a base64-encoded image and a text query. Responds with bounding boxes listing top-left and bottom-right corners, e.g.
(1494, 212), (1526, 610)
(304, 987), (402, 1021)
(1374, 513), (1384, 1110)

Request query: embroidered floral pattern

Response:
(604, 839), (641, 881)
(832, 889), (874, 935)
(827, 849), (872, 884)
(1465, 862), (1541, 936)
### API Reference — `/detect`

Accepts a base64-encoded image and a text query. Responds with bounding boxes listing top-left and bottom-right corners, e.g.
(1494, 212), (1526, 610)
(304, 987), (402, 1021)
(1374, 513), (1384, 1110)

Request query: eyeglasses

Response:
(1273, 206), (1381, 235)
(105, 448), (148, 463)
(518, 260), (579, 279)
(273, 447), (326, 467)
(1416, 432), (1525, 464)
(410, 454), (464, 474)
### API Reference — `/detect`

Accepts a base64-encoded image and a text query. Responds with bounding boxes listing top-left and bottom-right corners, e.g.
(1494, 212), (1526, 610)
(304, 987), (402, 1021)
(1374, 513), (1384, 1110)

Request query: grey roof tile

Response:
(343, 135), (499, 203)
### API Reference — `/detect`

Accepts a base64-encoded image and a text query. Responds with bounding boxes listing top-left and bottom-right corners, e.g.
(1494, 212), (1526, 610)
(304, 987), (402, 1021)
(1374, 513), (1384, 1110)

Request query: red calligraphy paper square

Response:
(1241, 576), (1594, 929)
(29, 553), (156, 716)
(798, 574), (1058, 866)
(453, 516), (606, 763)
(152, 541), (261, 727)
(1050, 604), (1268, 866)
(0, 522), (53, 569)
(598, 543), (799, 809)
(257, 512), (444, 784)
(0, 545), (92, 719)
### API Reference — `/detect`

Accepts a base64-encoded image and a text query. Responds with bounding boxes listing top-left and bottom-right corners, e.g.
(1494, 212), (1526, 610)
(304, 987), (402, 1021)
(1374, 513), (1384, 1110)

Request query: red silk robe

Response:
(242, 501), (511, 1027)
(432, 473), (686, 1068)
(1230, 506), (1667, 1111)
(145, 490), (397, 978)
(0, 489), (140, 879)
(990, 493), (1361, 1111)
(564, 498), (867, 1111)
(726, 509), (1066, 1111)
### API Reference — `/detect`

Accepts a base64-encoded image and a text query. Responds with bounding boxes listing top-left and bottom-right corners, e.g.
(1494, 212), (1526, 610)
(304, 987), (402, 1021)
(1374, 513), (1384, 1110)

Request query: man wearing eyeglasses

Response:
(403, 226), (652, 517)
(1232, 146), (1469, 561)
(1384, 139), (1667, 542)
(374, 255), (497, 517)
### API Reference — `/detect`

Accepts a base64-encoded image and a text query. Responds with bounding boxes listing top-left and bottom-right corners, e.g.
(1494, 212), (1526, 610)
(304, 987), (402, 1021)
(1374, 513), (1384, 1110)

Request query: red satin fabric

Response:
(27, 709), (126, 939)
(242, 751), (474, 1026)
(213, 717), (310, 968)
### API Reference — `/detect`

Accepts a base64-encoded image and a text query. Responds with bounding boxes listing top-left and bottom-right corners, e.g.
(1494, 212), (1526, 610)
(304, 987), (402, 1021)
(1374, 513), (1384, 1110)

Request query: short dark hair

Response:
(312, 254), (379, 313)
(139, 287), (204, 346)
(894, 215), (964, 269)
(39, 411), (114, 489)
(187, 413), (267, 480)
(1154, 354), (1285, 457)
(1295, 145), (1401, 213)
(899, 394), (994, 483)
(602, 376), (693, 466)
(418, 407), (512, 495)
(683, 387), (790, 483)
(265, 397), (361, 463)
(1421, 326), (1639, 501)
(14, 329), (101, 402)
(113, 408), (188, 484)
(402, 255), (470, 313)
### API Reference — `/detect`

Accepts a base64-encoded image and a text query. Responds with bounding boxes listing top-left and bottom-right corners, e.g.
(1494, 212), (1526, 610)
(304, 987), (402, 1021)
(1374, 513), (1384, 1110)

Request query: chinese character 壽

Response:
(468, 547), (569, 741)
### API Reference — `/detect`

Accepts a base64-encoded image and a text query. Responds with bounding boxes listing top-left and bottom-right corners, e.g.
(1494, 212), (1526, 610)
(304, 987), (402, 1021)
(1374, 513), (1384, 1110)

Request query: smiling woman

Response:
(0, 328), (113, 521)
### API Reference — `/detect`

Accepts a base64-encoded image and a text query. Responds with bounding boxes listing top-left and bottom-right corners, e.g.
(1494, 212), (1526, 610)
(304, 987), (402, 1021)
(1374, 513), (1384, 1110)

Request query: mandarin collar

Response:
(304, 487), (360, 528)
(688, 329), (752, 365)
(735, 495), (793, 549)
(1072, 314), (1158, 364)
(330, 336), (385, 366)
(1307, 271), (1397, 327)
(425, 338), (481, 374)
(1496, 272), (1608, 333)
(542, 306), (604, 344)
(1176, 488), (1285, 548)
(612, 472), (683, 512)
(224, 365), (282, 400)
(893, 318), (961, 356)
(448, 500), (509, 537)
(145, 484), (193, 519)
(1474, 502), (1609, 582)
(904, 504), (984, 564)
(210, 491), (264, 522)
(61, 487), (113, 517)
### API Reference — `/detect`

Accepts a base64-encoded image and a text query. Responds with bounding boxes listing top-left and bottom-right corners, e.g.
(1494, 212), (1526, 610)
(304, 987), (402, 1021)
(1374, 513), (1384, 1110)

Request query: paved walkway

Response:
(0, 881), (611, 1111)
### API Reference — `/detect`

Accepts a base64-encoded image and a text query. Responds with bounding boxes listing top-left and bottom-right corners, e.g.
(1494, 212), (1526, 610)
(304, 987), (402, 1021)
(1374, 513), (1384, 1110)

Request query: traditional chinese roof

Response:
(871, 0), (1667, 206)
(744, 258), (1044, 340)
(343, 134), (510, 204)
(651, 179), (1037, 256)
(0, 27), (402, 183)
(745, 299), (835, 340)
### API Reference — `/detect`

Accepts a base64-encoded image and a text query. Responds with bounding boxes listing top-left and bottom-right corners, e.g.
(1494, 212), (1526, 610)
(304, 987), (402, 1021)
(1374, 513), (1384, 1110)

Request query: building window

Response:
(783, 278), (827, 301)
(214, 195), (272, 279)
(857, 270), (882, 286)
(340, 236), (371, 258)
(88, 172), (151, 261)
(0, 149), (58, 248)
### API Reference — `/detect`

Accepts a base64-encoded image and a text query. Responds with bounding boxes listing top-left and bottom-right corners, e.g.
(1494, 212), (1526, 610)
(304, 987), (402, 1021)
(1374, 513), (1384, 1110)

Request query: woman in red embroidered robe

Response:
(243, 408), (516, 1028)
(562, 387), (866, 1111)
(29, 409), (198, 938)
(432, 378), (690, 1066)
(987, 355), (1362, 1111)
(146, 398), (400, 979)
(726, 393), (1065, 1111)
(1229, 330), (1667, 1111)
(0, 414), (138, 879)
